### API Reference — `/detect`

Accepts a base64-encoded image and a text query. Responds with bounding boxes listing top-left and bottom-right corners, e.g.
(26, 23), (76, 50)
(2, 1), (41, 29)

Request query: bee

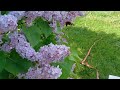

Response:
(47, 21), (74, 27)
(65, 21), (74, 26)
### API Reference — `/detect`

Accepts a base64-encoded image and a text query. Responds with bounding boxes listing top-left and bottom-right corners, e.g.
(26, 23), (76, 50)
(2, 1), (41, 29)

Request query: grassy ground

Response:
(62, 11), (120, 79)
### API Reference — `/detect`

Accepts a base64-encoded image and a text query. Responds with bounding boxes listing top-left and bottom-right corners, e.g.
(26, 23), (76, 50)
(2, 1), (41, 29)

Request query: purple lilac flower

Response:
(0, 14), (18, 33)
(17, 64), (62, 79)
(8, 11), (26, 20)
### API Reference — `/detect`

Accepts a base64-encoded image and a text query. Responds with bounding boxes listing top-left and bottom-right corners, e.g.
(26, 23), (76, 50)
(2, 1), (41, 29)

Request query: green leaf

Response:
(34, 18), (52, 37)
(5, 50), (33, 75)
(0, 51), (6, 72)
(34, 34), (57, 51)
(1, 11), (9, 15)
(69, 48), (82, 62)
(0, 70), (10, 79)
(2, 34), (10, 43)
(34, 41), (45, 51)
(22, 17), (52, 48)
(22, 25), (42, 48)
(51, 57), (74, 79)
(43, 34), (57, 45)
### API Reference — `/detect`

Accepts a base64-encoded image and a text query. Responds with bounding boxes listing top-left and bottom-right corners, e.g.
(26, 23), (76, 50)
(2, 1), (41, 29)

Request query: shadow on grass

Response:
(62, 26), (120, 79)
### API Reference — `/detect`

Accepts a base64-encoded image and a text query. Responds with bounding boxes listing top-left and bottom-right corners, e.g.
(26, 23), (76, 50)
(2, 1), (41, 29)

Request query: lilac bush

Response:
(0, 11), (84, 79)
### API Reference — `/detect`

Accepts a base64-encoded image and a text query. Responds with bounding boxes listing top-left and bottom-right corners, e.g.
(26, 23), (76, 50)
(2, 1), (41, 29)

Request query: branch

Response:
(80, 37), (103, 79)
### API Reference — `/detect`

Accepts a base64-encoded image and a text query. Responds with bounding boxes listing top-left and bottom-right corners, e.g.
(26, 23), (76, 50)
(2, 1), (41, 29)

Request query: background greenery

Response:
(62, 11), (120, 79)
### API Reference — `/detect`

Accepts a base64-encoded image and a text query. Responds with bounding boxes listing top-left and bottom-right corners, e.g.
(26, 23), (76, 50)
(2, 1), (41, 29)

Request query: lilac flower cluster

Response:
(0, 42), (14, 52)
(8, 11), (26, 20)
(8, 31), (37, 61)
(0, 14), (18, 33)
(36, 43), (70, 65)
(0, 11), (26, 44)
(17, 64), (62, 79)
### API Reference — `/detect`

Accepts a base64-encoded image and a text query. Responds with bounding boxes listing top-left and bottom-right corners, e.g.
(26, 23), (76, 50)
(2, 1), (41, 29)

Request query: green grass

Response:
(62, 11), (120, 79)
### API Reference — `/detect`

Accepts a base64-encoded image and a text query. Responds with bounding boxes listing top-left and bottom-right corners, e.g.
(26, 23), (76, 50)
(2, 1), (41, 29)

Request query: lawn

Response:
(62, 11), (120, 79)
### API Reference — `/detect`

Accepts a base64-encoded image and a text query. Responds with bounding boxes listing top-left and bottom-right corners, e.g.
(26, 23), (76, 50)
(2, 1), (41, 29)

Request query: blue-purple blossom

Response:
(0, 14), (18, 33)
(8, 32), (37, 61)
(36, 43), (70, 65)
(17, 64), (62, 79)
(0, 42), (13, 52)
(9, 11), (26, 20)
